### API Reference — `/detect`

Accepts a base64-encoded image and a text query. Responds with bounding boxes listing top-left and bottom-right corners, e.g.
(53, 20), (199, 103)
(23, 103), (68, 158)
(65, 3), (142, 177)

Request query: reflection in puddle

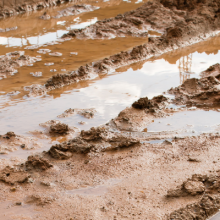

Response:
(147, 110), (220, 136)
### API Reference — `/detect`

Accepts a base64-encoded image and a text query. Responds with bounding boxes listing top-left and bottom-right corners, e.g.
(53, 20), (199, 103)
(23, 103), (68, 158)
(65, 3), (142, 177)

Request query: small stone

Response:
(20, 144), (25, 149)
(15, 202), (22, 206)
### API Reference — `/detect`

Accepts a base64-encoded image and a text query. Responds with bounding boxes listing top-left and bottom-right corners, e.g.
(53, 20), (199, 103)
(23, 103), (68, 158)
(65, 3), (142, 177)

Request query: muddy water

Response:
(0, 0), (220, 160)
(1, 34), (220, 138)
(0, 0), (149, 94)
(147, 110), (220, 136)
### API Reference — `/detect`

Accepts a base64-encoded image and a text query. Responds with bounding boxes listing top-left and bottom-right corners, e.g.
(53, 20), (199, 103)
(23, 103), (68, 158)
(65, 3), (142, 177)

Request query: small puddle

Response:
(209, 212), (220, 220)
(147, 110), (220, 136)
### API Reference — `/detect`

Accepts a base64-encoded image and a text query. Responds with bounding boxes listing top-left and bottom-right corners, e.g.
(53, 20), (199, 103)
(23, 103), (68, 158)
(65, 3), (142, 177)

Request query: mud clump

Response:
(58, 108), (96, 119)
(167, 194), (220, 220)
(25, 194), (54, 206)
(0, 166), (30, 185)
(25, 155), (53, 171)
(48, 126), (140, 159)
(0, 51), (38, 80)
(169, 69), (220, 106)
(50, 122), (69, 135)
(167, 173), (219, 198)
(132, 95), (168, 112)
(52, 4), (99, 19)
(201, 63), (220, 78)
(63, 1), (184, 39)
(48, 138), (93, 159)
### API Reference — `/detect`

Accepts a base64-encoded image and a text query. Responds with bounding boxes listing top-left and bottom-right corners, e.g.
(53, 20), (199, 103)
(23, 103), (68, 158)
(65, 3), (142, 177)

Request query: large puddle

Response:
(0, 0), (220, 160)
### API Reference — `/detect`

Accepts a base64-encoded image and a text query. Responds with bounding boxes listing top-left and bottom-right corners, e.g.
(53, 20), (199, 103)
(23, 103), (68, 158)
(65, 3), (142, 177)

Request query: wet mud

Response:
(169, 63), (220, 108)
(1, 0), (220, 219)
(42, 0), (220, 93)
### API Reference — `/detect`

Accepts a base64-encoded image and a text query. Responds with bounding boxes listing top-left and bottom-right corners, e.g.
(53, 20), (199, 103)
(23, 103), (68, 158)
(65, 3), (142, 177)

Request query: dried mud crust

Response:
(169, 66), (220, 107)
(0, 51), (40, 80)
(42, 0), (220, 93)
(0, 0), (72, 19)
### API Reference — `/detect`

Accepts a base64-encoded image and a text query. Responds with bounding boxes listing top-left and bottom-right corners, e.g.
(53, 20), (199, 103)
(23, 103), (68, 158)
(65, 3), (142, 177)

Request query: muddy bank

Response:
(40, 0), (220, 93)
(169, 63), (220, 108)
(0, 0), (73, 19)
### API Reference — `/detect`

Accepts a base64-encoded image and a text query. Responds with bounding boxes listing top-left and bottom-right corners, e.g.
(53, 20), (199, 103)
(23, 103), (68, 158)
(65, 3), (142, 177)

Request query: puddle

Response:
(0, 0), (220, 160)
(1, 35), (220, 137)
(66, 178), (121, 196)
(147, 110), (220, 136)
(209, 212), (220, 220)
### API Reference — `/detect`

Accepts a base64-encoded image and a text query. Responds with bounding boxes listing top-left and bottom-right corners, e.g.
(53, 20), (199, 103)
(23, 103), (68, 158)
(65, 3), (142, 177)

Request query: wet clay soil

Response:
(1, 0), (220, 219)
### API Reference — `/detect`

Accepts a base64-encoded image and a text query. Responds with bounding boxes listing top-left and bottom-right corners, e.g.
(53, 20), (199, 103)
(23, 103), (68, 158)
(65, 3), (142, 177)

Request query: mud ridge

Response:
(37, 0), (220, 94)
(169, 64), (220, 107)
(0, 0), (73, 19)
(167, 172), (220, 219)
(0, 51), (41, 80)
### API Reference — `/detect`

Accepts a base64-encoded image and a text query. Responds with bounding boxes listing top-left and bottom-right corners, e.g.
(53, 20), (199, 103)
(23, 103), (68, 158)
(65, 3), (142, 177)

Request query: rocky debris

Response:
(167, 194), (220, 220)
(53, 4), (99, 19)
(57, 108), (96, 119)
(25, 155), (53, 171)
(0, 51), (38, 80)
(169, 72), (220, 106)
(132, 95), (168, 112)
(0, 166), (30, 185)
(50, 122), (69, 135)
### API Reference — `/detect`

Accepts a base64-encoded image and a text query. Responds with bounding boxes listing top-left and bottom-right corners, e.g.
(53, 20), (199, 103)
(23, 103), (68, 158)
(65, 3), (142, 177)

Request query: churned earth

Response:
(1, 0), (220, 219)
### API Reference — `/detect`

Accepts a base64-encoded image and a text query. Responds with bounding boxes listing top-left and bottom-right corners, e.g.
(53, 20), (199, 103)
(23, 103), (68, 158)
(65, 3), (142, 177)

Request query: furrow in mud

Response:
(37, 0), (220, 95)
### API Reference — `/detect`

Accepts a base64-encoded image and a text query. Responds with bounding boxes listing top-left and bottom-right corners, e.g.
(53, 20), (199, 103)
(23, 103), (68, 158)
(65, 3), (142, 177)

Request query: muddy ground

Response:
(1, 0), (220, 219)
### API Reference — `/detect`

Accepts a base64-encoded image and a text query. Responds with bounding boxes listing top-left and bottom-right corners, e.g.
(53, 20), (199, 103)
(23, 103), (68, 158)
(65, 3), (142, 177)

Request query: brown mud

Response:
(0, 0), (73, 19)
(169, 63), (220, 108)
(41, 0), (220, 94)
(1, 1), (220, 220)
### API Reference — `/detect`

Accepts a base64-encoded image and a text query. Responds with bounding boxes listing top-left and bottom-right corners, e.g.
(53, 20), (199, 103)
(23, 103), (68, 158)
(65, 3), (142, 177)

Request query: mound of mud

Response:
(167, 172), (220, 219)
(0, 51), (39, 80)
(132, 95), (168, 111)
(0, 166), (30, 185)
(169, 70), (220, 106)
(168, 194), (220, 220)
(43, 0), (220, 92)
(48, 126), (140, 159)
(25, 155), (53, 171)
(50, 122), (69, 134)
